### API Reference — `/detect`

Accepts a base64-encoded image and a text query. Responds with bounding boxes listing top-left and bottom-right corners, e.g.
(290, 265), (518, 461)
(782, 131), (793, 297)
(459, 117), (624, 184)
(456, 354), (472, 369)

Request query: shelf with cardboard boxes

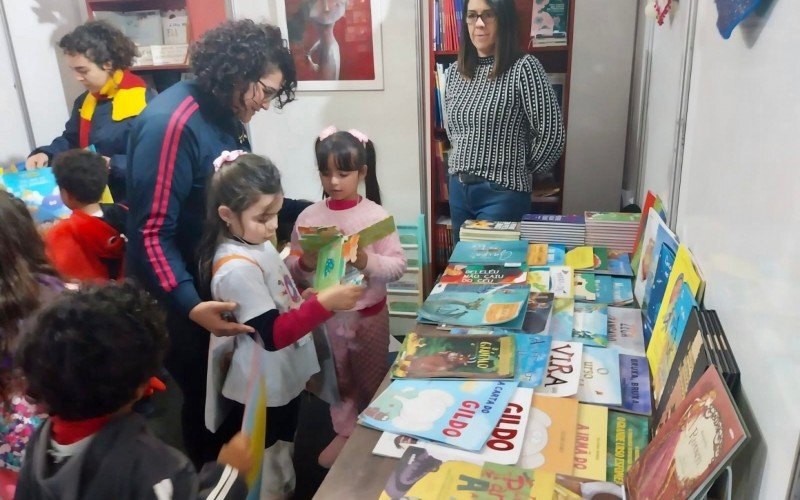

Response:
(84, 0), (229, 91)
(427, 0), (574, 276)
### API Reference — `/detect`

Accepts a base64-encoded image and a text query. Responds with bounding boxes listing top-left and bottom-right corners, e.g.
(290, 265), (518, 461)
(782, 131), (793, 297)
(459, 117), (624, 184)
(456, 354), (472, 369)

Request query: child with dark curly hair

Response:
(15, 282), (252, 499)
(26, 20), (156, 201)
(126, 19), (299, 468)
(44, 149), (127, 282)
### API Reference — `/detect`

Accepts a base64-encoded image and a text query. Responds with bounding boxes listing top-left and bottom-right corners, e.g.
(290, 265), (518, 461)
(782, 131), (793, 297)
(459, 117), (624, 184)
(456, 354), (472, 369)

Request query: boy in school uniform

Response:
(44, 149), (127, 282)
(15, 282), (252, 499)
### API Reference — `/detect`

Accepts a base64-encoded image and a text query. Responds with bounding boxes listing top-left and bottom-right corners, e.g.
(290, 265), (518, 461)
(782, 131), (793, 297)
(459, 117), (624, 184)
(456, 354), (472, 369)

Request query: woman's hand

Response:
(26, 153), (49, 169)
(189, 301), (255, 337)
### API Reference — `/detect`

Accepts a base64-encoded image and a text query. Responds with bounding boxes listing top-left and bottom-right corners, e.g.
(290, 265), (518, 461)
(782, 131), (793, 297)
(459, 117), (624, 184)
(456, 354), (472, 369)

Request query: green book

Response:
(606, 411), (649, 485)
(391, 332), (516, 379)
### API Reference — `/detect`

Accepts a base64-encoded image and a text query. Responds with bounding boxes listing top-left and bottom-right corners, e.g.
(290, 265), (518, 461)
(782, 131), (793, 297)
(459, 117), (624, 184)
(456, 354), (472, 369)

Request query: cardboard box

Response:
(150, 44), (189, 65)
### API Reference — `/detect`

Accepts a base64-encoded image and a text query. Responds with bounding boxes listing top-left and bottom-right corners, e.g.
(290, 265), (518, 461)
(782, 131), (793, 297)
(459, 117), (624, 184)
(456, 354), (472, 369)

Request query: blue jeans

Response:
(448, 174), (531, 245)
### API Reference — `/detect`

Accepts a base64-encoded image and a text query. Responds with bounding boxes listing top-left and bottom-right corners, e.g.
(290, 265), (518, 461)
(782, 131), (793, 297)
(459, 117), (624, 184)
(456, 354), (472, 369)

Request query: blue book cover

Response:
(577, 346), (622, 405)
(548, 298), (574, 341)
(611, 354), (652, 416)
(514, 333), (552, 388)
(597, 276), (634, 306)
(608, 251), (634, 277)
(419, 284), (529, 329)
(572, 302), (609, 347)
(449, 241), (528, 266)
(359, 379), (519, 451)
(0, 166), (69, 223)
(547, 244), (566, 265)
(644, 245), (676, 345)
(651, 283), (697, 401)
(641, 226), (679, 308)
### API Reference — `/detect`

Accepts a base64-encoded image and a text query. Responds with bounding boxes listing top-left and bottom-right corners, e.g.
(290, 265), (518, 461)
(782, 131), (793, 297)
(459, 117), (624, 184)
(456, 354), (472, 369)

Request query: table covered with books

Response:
(316, 208), (748, 500)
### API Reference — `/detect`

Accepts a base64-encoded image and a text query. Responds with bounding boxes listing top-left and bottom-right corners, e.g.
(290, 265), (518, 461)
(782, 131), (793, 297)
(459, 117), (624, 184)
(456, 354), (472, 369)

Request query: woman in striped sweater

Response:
(445, 0), (566, 244)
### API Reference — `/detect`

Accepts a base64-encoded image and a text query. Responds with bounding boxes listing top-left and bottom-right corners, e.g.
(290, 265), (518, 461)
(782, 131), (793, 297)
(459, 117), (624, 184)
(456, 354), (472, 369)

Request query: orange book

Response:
(517, 395), (579, 475)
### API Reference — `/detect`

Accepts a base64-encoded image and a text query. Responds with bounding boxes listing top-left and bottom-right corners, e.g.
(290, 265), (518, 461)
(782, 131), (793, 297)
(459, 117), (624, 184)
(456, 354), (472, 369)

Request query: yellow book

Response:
(572, 403), (608, 481)
(527, 243), (548, 266)
(518, 396), (579, 475)
(565, 246), (594, 270)
(646, 244), (703, 403)
(528, 268), (550, 293)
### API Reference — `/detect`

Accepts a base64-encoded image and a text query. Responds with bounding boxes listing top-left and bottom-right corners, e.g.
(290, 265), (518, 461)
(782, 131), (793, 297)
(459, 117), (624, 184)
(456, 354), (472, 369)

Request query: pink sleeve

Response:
(362, 228), (407, 284)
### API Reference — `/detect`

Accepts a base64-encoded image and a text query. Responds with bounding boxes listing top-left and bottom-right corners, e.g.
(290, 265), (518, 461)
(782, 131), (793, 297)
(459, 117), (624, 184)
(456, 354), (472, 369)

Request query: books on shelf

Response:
(530, 0), (569, 47)
(459, 220), (521, 241)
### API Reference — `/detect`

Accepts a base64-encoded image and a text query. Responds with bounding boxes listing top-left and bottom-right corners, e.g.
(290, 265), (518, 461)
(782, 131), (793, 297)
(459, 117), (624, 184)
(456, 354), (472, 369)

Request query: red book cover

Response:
(632, 191), (656, 255)
(624, 367), (748, 499)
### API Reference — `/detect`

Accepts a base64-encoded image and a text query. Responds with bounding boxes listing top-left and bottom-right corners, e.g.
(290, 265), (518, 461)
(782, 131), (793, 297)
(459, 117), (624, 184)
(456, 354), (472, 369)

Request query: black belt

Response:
(454, 172), (487, 184)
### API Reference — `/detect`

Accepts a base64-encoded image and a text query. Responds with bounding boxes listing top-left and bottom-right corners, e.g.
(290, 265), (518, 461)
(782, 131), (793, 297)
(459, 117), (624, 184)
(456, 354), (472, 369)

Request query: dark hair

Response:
(197, 154), (283, 295)
(59, 20), (137, 71)
(17, 281), (168, 420)
(52, 149), (108, 205)
(191, 19), (297, 113)
(457, 0), (523, 79)
(315, 131), (381, 205)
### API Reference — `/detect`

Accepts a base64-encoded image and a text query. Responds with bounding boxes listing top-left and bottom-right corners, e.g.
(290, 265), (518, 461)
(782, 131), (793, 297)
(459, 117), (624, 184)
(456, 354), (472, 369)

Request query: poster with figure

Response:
(277, 0), (384, 90)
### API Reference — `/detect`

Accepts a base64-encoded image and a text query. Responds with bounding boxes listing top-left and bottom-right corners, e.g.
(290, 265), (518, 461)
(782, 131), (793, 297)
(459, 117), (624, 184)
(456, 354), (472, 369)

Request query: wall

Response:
(638, 0), (800, 497)
(0, 3), (33, 162)
(561, 1), (637, 213)
(235, 0), (424, 226)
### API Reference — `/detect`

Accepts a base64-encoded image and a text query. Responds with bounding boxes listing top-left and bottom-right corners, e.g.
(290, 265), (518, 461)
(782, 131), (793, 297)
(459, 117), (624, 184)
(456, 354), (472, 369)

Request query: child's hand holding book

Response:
(317, 284), (365, 311)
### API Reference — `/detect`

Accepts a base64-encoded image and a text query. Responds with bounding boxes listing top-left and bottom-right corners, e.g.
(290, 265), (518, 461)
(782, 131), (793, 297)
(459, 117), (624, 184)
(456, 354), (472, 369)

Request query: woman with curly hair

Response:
(125, 19), (297, 468)
(26, 20), (155, 201)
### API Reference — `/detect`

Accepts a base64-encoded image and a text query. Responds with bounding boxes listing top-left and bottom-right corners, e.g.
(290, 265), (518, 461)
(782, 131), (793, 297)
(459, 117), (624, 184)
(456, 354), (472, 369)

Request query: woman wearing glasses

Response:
(445, 0), (565, 244)
(125, 19), (297, 468)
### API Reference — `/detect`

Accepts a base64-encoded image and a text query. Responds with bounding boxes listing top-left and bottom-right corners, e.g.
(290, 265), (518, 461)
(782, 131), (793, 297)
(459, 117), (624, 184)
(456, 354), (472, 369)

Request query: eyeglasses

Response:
(256, 80), (278, 101)
(466, 11), (496, 25)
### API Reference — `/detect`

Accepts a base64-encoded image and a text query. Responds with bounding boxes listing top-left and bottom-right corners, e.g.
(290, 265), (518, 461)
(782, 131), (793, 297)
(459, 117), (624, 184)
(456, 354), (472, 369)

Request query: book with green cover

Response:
(606, 411), (649, 485)
(391, 332), (516, 379)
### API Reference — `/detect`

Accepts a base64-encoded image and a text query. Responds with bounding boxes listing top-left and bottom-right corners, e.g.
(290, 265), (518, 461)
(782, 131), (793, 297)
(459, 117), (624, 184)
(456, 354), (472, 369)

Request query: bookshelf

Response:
(84, 0), (229, 91)
(427, 0), (576, 275)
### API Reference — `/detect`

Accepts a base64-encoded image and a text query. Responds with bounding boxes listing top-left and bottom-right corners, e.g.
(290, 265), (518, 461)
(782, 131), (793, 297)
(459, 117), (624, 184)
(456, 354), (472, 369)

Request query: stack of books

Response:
(519, 213), (585, 245)
(459, 220), (521, 242)
(584, 212), (641, 252)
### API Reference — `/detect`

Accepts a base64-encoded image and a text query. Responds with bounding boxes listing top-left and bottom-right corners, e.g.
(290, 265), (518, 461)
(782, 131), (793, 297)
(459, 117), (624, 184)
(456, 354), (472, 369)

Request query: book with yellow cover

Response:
(565, 246), (595, 270)
(517, 395), (579, 475)
(646, 244), (704, 404)
(572, 404), (608, 481)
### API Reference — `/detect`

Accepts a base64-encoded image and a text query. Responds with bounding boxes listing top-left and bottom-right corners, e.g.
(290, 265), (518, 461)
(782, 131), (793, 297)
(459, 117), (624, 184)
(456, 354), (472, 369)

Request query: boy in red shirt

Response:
(45, 149), (126, 281)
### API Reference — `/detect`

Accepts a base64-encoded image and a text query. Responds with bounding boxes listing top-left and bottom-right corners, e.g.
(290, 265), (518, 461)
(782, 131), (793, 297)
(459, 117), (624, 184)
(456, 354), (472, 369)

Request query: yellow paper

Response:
(564, 246), (594, 270)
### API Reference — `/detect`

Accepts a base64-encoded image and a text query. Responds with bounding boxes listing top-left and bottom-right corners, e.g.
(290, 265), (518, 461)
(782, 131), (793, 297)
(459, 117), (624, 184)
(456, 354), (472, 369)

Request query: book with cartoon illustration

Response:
(573, 403), (608, 481)
(418, 283), (529, 329)
(0, 166), (70, 223)
(644, 244), (676, 342)
(535, 340), (583, 397)
(372, 387), (534, 465)
(549, 298), (575, 341)
(439, 264), (526, 285)
(359, 379), (519, 451)
(624, 367), (748, 500)
(390, 333), (516, 379)
(634, 209), (678, 308)
(379, 446), (556, 500)
(522, 292), (555, 334)
(606, 411), (649, 485)
(449, 240), (528, 266)
(585, 249), (635, 277)
(571, 302), (608, 347)
(607, 306), (645, 356)
(518, 395), (579, 474)
(577, 346), (621, 406)
(596, 276), (635, 306)
(515, 333), (552, 388)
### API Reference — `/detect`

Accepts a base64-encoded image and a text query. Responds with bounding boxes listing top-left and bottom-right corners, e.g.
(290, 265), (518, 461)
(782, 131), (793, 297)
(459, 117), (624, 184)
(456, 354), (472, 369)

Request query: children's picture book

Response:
(624, 367), (749, 500)
(577, 346), (622, 406)
(611, 354), (652, 416)
(606, 411), (649, 485)
(527, 268), (550, 293)
(449, 240), (528, 266)
(518, 395), (579, 474)
(390, 333), (516, 379)
(549, 298), (575, 341)
(641, 214), (679, 309)
(418, 283), (529, 329)
(527, 243), (548, 266)
(297, 215), (396, 252)
(574, 272), (597, 301)
(633, 208), (678, 307)
(313, 234), (355, 290)
(522, 292), (555, 335)
(643, 244), (676, 343)
(535, 341), (583, 397)
(572, 302), (609, 347)
(648, 245), (703, 405)
(573, 403), (609, 481)
(515, 333), (552, 388)
(586, 250), (634, 277)
(372, 387), (534, 465)
(549, 265), (574, 298)
(359, 379), (519, 451)
(606, 306), (646, 356)
(631, 191), (666, 273)
(379, 446), (556, 500)
(565, 246), (595, 270)
(460, 219), (521, 233)
(547, 244), (567, 266)
(0, 166), (70, 223)
(596, 276), (634, 306)
(439, 264), (526, 285)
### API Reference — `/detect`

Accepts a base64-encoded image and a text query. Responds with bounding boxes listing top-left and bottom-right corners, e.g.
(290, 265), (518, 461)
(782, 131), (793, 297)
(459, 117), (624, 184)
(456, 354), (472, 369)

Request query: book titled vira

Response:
(359, 379), (519, 451)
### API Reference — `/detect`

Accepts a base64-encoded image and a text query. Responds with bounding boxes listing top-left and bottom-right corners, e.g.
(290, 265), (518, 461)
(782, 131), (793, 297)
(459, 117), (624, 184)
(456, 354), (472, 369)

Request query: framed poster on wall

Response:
(276, 0), (384, 91)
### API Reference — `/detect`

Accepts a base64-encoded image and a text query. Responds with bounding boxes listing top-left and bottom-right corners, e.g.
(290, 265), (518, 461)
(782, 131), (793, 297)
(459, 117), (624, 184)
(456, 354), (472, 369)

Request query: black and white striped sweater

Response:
(444, 54), (566, 192)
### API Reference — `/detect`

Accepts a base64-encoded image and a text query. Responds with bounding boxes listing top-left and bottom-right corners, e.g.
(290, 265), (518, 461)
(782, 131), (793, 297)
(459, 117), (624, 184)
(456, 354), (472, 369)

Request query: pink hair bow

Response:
(213, 150), (247, 172)
(318, 125), (370, 144)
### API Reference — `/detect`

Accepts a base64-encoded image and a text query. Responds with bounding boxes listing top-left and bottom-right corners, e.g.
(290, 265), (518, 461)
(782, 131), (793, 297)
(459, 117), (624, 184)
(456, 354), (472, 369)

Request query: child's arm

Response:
(356, 229), (407, 285)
